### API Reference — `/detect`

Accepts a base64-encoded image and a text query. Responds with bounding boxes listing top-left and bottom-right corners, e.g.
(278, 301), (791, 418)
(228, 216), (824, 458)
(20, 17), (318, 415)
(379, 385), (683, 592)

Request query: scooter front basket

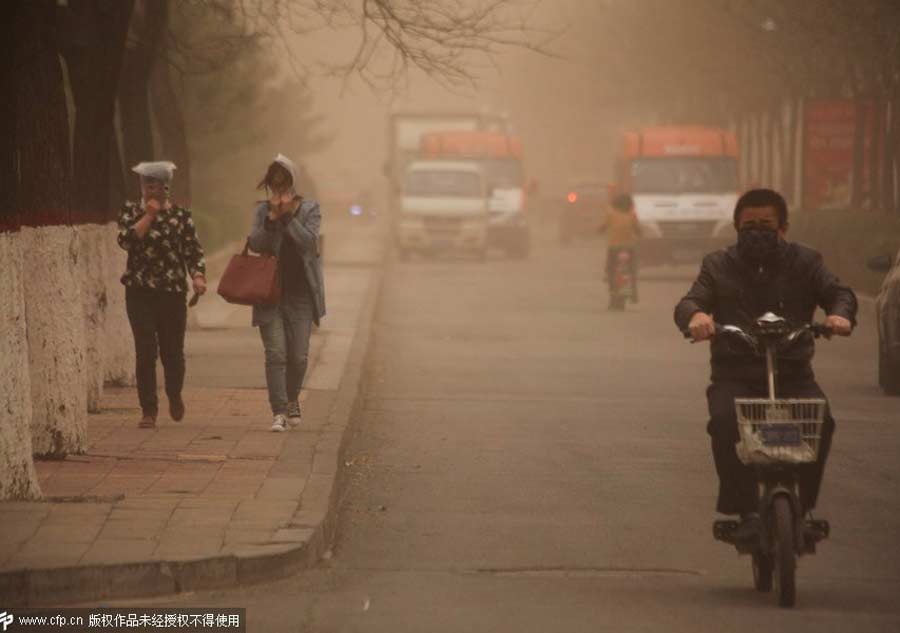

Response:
(734, 398), (826, 465)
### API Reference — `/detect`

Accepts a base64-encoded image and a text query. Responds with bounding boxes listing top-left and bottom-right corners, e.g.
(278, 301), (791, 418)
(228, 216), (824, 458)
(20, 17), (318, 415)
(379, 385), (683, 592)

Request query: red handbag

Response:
(216, 240), (281, 306)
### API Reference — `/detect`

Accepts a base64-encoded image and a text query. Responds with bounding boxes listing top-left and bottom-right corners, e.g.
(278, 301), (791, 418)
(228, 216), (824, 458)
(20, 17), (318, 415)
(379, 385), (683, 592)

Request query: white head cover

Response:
(132, 161), (177, 183)
(272, 153), (297, 187)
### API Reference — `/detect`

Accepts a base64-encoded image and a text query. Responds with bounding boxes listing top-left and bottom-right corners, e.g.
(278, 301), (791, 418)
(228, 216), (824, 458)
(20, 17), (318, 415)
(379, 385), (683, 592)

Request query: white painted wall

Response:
(0, 232), (42, 499)
(22, 225), (88, 458)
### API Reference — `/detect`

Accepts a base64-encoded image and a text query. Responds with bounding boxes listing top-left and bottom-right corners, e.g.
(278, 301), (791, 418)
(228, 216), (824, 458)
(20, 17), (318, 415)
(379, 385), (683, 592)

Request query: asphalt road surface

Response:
(141, 233), (900, 632)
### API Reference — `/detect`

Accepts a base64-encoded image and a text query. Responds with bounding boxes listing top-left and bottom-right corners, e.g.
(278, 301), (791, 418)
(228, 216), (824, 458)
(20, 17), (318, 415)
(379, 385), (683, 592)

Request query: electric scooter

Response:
(690, 313), (832, 607)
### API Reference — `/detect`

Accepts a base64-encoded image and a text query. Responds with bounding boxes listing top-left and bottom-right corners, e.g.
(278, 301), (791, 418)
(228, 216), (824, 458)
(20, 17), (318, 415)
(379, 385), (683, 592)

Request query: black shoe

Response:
(169, 396), (185, 422)
(735, 513), (761, 545)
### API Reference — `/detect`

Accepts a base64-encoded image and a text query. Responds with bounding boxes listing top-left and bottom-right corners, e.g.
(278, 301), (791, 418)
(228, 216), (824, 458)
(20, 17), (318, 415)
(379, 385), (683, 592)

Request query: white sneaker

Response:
(270, 414), (287, 433)
(286, 401), (302, 428)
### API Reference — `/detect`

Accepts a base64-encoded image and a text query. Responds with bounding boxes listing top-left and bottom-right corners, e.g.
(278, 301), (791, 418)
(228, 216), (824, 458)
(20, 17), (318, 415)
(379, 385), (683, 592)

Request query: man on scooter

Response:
(674, 188), (857, 542)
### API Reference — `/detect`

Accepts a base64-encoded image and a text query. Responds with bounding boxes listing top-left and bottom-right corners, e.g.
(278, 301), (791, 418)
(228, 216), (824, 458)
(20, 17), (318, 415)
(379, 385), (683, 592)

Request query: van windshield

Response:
(631, 157), (738, 194)
(481, 159), (524, 188)
(405, 170), (482, 197)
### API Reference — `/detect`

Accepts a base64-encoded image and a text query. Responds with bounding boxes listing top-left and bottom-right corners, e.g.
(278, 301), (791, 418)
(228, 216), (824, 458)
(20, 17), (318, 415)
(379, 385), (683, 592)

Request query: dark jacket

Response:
(674, 241), (857, 382)
(248, 198), (326, 326)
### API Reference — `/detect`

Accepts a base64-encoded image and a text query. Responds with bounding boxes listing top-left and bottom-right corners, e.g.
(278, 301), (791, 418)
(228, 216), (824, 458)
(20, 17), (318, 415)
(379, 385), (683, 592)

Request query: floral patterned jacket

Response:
(117, 201), (206, 293)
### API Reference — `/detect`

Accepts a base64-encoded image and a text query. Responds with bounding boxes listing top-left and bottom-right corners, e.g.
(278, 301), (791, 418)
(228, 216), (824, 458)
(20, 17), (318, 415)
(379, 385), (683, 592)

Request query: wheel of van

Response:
(773, 496), (797, 608)
(879, 345), (900, 395)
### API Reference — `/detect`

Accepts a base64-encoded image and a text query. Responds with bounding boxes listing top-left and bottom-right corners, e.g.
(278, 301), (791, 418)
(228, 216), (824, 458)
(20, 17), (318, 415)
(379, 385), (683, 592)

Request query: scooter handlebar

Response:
(682, 322), (832, 342)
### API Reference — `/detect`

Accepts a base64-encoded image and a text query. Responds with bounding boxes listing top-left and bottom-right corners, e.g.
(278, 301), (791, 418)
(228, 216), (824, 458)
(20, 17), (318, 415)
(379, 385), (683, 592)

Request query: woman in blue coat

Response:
(248, 154), (326, 432)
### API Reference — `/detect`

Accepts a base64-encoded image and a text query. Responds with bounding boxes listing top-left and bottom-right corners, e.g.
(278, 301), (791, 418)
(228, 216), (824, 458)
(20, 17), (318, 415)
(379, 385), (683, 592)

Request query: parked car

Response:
(867, 250), (900, 394)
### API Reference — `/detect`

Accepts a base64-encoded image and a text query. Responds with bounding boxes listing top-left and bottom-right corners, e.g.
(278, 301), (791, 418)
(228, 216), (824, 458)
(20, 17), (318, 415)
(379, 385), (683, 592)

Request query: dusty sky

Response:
(288, 0), (638, 201)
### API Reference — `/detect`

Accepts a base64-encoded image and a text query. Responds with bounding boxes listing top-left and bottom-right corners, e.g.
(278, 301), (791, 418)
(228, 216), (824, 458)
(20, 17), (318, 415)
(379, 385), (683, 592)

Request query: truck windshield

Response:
(631, 157), (738, 194)
(481, 159), (524, 188)
(405, 170), (482, 197)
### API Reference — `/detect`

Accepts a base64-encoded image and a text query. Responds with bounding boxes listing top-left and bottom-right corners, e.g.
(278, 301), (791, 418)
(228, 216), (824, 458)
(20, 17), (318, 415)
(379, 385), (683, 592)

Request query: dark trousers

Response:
(606, 246), (638, 299)
(125, 286), (187, 416)
(706, 378), (835, 515)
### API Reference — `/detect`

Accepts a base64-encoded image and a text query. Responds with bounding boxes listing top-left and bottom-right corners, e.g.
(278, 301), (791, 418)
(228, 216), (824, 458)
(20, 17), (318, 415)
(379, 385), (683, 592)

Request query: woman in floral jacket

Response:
(117, 161), (206, 428)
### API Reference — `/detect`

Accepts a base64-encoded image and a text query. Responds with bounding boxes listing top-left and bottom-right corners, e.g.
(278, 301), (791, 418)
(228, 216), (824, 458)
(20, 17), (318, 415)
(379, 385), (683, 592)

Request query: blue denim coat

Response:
(247, 199), (326, 326)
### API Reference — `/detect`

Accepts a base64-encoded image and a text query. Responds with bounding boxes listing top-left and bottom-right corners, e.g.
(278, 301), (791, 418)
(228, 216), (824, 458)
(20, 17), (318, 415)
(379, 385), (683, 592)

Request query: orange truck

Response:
(611, 126), (740, 263)
(419, 130), (531, 258)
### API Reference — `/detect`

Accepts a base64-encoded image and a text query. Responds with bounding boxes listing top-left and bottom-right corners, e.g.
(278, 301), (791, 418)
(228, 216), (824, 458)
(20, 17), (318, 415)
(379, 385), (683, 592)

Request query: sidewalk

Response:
(0, 221), (386, 606)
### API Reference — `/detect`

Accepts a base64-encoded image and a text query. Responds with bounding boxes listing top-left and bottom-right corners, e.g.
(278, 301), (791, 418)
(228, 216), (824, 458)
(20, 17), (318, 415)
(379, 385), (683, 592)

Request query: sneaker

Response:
(286, 401), (302, 428)
(270, 414), (287, 433)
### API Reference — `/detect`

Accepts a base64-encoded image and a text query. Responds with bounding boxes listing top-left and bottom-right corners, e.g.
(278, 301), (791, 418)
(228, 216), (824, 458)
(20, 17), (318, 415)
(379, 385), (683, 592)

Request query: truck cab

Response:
(613, 126), (740, 264)
(420, 131), (530, 258)
(396, 160), (489, 259)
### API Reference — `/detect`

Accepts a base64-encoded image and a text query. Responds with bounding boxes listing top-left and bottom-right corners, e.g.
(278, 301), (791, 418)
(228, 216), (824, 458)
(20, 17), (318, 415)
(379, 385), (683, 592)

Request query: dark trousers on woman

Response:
(706, 376), (835, 516)
(125, 286), (187, 417)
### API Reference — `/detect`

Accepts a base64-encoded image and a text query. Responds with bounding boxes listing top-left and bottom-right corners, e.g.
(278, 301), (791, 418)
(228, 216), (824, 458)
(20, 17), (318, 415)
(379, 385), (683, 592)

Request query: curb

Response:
(3, 250), (386, 606)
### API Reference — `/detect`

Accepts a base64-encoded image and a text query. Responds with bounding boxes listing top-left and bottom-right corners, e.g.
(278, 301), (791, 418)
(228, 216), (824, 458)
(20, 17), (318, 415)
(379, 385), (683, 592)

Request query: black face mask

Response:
(737, 227), (780, 265)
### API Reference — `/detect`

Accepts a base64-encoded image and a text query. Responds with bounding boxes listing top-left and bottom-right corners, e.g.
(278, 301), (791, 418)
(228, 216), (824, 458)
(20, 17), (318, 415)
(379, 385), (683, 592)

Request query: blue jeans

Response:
(258, 310), (312, 415)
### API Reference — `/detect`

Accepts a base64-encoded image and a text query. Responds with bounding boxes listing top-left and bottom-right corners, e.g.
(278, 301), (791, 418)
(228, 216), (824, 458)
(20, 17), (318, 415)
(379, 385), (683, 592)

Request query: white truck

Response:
(385, 111), (508, 259)
(396, 160), (489, 259)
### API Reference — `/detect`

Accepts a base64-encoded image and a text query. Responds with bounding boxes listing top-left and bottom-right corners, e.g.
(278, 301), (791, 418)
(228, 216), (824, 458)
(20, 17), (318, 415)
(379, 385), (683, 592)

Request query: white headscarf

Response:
(132, 161), (177, 183)
(272, 153), (297, 187)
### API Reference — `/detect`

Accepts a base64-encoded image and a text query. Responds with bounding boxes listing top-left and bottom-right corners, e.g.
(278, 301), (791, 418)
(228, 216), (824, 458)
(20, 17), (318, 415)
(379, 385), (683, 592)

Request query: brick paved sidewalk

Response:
(0, 243), (382, 605)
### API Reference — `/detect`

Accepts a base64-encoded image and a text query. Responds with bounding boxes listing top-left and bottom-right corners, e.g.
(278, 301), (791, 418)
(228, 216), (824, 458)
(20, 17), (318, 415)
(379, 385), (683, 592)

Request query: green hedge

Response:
(791, 210), (900, 296)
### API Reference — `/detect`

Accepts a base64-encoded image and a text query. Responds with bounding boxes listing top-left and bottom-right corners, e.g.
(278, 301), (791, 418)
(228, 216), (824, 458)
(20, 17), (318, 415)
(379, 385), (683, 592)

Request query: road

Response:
(141, 232), (900, 632)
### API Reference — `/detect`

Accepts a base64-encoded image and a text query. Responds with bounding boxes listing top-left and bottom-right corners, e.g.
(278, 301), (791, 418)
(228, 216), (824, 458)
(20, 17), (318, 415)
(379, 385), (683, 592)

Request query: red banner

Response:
(802, 98), (880, 210)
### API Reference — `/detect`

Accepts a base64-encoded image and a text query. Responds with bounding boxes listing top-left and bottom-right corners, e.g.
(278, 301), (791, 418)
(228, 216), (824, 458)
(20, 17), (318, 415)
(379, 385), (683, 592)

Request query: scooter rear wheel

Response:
(773, 496), (797, 607)
(752, 551), (773, 592)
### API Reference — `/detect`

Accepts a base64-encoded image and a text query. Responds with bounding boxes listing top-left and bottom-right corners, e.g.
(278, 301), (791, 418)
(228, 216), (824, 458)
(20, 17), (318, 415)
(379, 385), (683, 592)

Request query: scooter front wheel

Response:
(773, 496), (797, 607)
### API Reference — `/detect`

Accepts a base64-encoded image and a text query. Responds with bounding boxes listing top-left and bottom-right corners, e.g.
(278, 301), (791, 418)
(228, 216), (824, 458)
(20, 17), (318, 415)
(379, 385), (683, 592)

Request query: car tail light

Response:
(567, 192), (578, 204)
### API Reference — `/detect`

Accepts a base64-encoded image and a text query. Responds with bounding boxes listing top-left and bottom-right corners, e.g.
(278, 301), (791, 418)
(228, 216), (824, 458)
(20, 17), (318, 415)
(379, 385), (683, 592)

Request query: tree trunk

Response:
(0, 0), (41, 500)
(109, 120), (127, 212)
(784, 98), (799, 206)
(739, 114), (750, 189)
(764, 106), (777, 189)
(870, 97), (883, 211)
(753, 112), (764, 187)
(851, 95), (867, 210)
(103, 121), (136, 387)
(885, 92), (898, 215)
(151, 48), (192, 206)
(0, 1), (18, 234)
(772, 103), (785, 193)
(119, 0), (167, 201)
(17, 1), (71, 227)
(0, 232), (41, 499)
(62, 0), (134, 224)
(15, 0), (88, 459)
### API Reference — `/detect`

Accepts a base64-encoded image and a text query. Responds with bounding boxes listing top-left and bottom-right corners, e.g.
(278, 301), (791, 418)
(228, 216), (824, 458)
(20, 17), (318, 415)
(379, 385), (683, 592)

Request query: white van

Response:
(396, 160), (489, 259)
